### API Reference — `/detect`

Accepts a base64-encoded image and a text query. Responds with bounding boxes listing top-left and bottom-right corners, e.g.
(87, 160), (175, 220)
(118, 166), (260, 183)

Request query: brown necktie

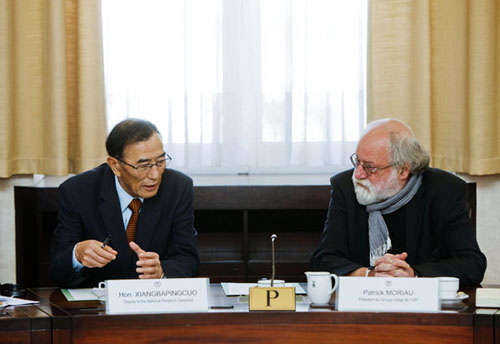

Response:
(125, 198), (142, 244)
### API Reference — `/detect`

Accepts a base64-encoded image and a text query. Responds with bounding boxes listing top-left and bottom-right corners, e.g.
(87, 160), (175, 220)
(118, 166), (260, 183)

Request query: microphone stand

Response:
(270, 234), (277, 287)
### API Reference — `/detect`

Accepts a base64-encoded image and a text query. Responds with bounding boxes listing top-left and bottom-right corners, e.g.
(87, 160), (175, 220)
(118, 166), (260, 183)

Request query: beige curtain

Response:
(0, 0), (107, 178)
(368, 0), (500, 175)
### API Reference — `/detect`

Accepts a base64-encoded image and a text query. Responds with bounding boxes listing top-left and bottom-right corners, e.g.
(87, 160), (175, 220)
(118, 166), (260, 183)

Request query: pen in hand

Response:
(101, 235), (111, 249)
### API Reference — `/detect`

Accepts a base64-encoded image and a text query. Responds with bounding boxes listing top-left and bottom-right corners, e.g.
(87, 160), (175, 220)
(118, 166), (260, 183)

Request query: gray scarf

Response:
(366, 173), (422, 266)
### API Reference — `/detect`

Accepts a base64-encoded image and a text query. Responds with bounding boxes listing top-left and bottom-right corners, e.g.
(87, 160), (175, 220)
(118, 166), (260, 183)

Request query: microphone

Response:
(270, 234), (277, 287)
(250, 233), (294, 311)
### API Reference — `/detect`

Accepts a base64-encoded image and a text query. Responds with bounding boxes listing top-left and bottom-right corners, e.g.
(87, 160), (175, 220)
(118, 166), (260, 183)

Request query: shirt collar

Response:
(114, 175), (144, 212)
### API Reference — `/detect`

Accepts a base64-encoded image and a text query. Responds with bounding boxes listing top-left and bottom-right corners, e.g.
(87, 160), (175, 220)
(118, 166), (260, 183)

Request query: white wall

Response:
(0, 173), (498, 285)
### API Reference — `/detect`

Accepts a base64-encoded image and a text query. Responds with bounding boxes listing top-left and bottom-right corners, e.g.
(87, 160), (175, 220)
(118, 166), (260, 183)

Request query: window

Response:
(101, 0), (367, 174)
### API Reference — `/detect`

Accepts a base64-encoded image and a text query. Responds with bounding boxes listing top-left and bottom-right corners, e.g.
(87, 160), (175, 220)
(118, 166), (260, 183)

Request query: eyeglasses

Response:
(350, 153), (393, 176)
(116, 154), (172, 174)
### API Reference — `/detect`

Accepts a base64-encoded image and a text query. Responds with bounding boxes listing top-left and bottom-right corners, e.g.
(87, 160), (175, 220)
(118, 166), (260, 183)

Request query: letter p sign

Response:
(266, 290), (280, 306)
(249, 286), (296, 311)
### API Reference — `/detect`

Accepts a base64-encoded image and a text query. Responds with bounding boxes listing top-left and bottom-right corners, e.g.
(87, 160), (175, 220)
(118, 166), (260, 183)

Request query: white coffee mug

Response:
(305, 271), (339, 305)
(92, 281), (107, 298)
(438, 277), (459, 299)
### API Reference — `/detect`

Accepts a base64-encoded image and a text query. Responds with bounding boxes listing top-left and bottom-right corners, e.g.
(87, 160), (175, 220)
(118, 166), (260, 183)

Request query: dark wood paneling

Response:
(0, 307), (33, 344)
(15, 184), (332, 287)
(18, 306), (52, 344)
(495, 310), (500, 344)
(193, 185), (331, 210)
(14, 182), (477, 287)
(474, 310), (496, 344)
(68, 323), (472, 344)
(14, 187), (59, 288)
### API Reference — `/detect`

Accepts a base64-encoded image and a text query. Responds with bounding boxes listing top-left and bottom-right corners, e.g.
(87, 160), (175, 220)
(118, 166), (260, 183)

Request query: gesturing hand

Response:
(75, 239), (117, 268)
(129, 241), (164, 279)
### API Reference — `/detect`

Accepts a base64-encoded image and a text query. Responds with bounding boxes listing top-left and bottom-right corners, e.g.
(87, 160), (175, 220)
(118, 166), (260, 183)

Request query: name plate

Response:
(336, 277), (439, 312)
(249, 287), (296, 311)
(105, 278), (209, 314)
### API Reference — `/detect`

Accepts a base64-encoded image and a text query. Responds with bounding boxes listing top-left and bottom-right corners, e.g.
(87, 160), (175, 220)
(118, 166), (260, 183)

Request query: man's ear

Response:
(107, 156), (121, 177)
(398, 164), (410, 180)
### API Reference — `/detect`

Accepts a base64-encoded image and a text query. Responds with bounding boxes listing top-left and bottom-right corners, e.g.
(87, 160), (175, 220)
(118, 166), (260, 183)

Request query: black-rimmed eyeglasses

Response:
(116, 154), (172, 174)
(350, 153), (393, 176)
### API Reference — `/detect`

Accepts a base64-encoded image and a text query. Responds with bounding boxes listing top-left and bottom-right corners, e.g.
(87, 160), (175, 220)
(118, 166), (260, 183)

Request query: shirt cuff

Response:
(72, 244), (84, 271)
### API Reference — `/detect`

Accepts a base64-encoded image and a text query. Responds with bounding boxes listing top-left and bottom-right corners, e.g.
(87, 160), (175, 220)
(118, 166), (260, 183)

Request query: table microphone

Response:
(270, 234), (277, 287)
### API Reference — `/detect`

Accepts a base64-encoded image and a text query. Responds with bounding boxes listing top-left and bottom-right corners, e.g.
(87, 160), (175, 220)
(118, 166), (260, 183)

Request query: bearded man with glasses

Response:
(51, 119), (199, 288)
(311, 118), (486, 286)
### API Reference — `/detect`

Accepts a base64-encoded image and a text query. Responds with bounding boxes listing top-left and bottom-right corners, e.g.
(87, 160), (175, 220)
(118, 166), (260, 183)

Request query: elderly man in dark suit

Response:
(51, 119), (199, 288)
(311, 118), (486, 286)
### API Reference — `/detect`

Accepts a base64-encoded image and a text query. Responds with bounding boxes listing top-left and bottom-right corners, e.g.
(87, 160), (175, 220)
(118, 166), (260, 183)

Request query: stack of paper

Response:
(61, 288), (102, 301)
(0, 296), (39, 307)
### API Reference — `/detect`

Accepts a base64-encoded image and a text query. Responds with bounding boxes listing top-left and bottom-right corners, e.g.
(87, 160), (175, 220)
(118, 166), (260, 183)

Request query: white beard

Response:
(352, 168), (403, 205)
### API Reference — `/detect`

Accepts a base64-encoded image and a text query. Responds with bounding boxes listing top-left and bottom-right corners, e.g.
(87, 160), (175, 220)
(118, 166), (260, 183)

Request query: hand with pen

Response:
(74, 236), (117, 268)
(74, 237), (163, 278)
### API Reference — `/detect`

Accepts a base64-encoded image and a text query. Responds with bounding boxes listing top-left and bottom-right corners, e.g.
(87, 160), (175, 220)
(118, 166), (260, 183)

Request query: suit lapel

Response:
(405, 187), (425, 265)
(99, 168), (131, 273)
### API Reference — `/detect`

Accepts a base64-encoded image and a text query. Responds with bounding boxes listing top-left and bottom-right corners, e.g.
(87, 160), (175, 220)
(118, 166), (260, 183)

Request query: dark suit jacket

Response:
(50, 163), (200, 288)
(311, 168), (486, 286)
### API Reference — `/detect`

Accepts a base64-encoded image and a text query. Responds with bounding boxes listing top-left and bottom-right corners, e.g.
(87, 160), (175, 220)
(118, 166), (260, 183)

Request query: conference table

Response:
(1, 284), (499, 344)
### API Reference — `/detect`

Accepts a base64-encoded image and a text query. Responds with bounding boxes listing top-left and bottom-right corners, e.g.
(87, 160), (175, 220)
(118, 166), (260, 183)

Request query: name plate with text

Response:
(249, 287), (296, 311)
(105, 278), (209, 315)
(336, 277), (439, 312)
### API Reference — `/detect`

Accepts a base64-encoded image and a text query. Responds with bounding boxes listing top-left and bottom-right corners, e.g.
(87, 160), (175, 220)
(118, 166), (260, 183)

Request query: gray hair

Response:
(389, 132), (430, 174)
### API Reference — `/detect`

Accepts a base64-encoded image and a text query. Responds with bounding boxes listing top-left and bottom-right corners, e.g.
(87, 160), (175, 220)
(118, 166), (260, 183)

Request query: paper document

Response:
(61, 288), (101, 301)
(0, 296), (39, 307)
(221, 282), (306, 296)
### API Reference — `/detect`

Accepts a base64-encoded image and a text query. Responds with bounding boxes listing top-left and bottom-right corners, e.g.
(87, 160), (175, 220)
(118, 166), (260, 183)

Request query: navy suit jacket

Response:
(311, 168), (486, 286)
(50, 163), (200, 288)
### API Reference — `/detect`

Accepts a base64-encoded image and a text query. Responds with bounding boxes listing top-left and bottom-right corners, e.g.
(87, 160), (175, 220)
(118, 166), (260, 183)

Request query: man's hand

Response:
(373, 252), (415, 277)
(75, 240), (117, 268)
(130, 241), (164, 279)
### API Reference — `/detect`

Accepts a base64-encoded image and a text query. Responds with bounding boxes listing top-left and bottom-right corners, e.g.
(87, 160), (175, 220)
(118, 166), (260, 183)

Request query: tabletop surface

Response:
(2, 284), (499, 344)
